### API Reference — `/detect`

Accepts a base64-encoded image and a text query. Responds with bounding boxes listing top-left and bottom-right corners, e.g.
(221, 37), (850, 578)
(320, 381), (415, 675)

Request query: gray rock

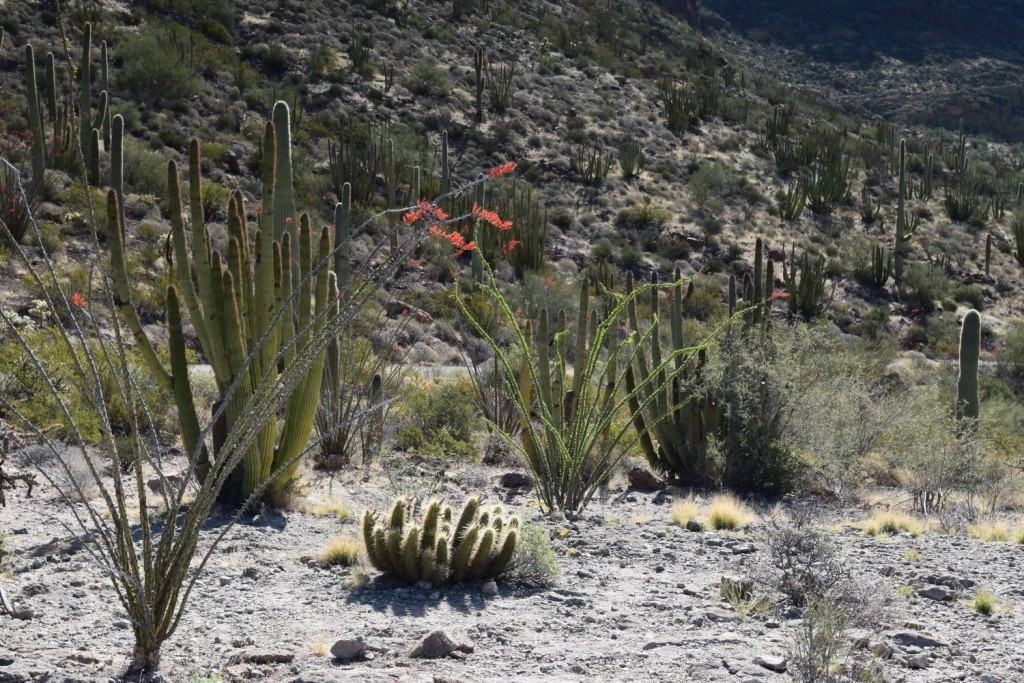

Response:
(481, 580), (498, 595)
(906, 653), (930, 669)
(917, 585), (954, 602)
(330, 638), (366, 660)
(411, 631), (474, 659)
(685, 519), (704, 532)
(627, 467), (664, 491)
(498, 472), (533, 488)
(885, 630), (946, 649)
(754, 654), (787, 673)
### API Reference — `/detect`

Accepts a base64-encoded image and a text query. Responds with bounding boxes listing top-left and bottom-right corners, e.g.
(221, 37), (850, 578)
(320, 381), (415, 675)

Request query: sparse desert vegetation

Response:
(1, 1), (1024, 682)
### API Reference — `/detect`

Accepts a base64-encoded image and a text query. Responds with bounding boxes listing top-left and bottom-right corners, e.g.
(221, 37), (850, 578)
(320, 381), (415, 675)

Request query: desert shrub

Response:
(121, 137), (167, 196)
(784, 341), (906, 500)
(953, 282), (985, 310)
(615, 203), (670, 235)
(902, 263), (950, 312)
(708, 330), (801, 494)
(687, 161), (735, 207)
(670, 495), (699, 528)
(998, 320), (1024, 393)
(883, 385), (980, 514)
(405, 59), (451, 97)
(395, 378), (480, 459)
(857, 510), (926, 537)
(506, 523), (559, 587)
(0, 327), (175, 442)
(116, 27), (201, 103)
(680, 275), (725, 321)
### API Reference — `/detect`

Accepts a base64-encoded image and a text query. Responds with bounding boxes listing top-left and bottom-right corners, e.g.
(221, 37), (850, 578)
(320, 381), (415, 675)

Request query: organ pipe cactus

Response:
(782, 245), (834, 318)
(740, 238), (773, 329)
(893, 140), (916, 289)
(985, 233), (992, 277)
(956, 310), (980, 424)
(108, 102), (333, 503)
(78, 23), (109, 177)
(869, 242), (891, 288)
(624, 271), (724, 483)
(362, 497), (519, 585)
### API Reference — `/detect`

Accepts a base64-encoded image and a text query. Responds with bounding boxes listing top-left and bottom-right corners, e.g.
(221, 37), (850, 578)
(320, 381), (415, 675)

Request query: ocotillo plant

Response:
(624, 271), (724, 483)
(108, 102), (332, 503)
(458, 261), (708, 512)
(956, 310), (981, 424)
(362, 497), (519, 584)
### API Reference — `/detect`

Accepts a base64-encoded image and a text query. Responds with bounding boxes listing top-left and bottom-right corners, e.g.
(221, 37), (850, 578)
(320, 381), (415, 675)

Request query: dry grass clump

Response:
(299, 499), (353, 520)
(670, 495), (700, 528)
(1016, 526), (1024, 545)
(968, 522), (1010, 542)
(857, 510), (925, 537)
(707, 494), (754, 530)
(320, 537), (362, 566)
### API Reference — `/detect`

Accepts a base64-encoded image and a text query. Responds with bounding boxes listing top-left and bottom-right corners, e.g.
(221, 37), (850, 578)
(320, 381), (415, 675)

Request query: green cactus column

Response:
(893, 140), (916, 290)
(956, 310), (980, 424)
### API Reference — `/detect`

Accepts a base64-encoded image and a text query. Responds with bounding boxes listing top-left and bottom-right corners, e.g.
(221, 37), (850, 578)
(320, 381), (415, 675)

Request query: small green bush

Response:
(405, 60), (451, 98)
(681, 275), (725, 321)
(902, 263), (950, 313)
(116, 28), (201, 103)
(396, 379), (480, 459)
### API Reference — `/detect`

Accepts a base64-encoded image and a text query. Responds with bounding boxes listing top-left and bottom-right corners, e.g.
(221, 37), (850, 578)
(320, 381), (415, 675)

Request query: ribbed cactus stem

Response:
(79, 22), (93, 173)
(25, 44), (46, 189)
(894, 139), (912, 289)
(985, 234), (992, 277)
(956, 310), (980, 423)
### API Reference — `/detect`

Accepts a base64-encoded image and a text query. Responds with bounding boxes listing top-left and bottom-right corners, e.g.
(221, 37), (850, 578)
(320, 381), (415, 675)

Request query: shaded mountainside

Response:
(704, 0), (1024, 141)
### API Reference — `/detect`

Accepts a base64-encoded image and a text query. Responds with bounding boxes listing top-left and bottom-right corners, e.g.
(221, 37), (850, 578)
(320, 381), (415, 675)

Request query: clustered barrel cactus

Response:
(108, 102), (332, 503)
(362, 497), (519, 585)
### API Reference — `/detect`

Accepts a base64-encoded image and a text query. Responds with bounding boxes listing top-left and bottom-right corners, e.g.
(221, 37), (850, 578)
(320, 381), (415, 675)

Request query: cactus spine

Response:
(363, 498), (519, 585)
(108, 102), (333, 503)
(956, 310), (980, 424)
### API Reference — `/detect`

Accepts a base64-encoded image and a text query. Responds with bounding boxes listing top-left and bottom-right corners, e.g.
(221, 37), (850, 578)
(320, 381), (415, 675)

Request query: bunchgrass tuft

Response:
(707, 494), (754, 530)
(968, 522), (1010, 542)
(320, 537), (362, 567)
(670, 495), (700, 528)
(858, 510), (925, 537)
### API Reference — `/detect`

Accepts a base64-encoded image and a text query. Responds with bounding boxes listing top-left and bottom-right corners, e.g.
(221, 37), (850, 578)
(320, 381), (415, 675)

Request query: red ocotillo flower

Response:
(488, 161), (518, 177)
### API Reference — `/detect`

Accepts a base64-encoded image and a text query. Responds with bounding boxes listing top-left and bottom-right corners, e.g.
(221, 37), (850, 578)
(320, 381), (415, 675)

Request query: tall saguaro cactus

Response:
(108, 102), (333, 503)
(956, 310), (981, 424)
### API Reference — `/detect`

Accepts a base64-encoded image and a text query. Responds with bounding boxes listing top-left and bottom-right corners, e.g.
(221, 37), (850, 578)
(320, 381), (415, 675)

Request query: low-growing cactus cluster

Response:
(362, 497), (519, 585)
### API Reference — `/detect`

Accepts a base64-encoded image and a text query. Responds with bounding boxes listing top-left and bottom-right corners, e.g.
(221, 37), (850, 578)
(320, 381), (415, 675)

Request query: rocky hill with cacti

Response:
(3, 1), (1024, 682)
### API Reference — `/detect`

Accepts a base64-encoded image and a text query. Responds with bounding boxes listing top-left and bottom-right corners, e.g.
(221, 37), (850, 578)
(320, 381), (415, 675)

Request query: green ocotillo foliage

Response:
(893, 140), (916, 289)
(107, 102), (333, 503)
(362, 498), (519, 585)
(956, 310), (981, 423)
(458, 263), (706, 512)
(624, 271), (724, 483)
